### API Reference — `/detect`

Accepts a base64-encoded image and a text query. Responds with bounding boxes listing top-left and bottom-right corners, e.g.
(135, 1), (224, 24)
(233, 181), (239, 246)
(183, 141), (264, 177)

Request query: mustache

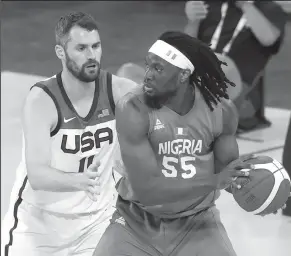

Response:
(84, 60), (100, 67)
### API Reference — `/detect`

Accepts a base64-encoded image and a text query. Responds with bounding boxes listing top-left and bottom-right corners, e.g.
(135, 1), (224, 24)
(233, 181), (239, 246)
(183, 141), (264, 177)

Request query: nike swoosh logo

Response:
(64, 117), (76, 123)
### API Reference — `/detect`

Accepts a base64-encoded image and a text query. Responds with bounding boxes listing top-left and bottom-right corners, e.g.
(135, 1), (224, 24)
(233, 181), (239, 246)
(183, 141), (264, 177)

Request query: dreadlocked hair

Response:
(189, 41), (236, 111)
(159, 31), (236, 111)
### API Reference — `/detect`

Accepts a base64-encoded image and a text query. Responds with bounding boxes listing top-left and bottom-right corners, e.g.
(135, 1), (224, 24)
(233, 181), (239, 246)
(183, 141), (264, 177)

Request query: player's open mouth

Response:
(143, 85), (153, 91)
(143, 84), (154, 91)
(143, 85), (155, 96)
(86, 64), (97, 69)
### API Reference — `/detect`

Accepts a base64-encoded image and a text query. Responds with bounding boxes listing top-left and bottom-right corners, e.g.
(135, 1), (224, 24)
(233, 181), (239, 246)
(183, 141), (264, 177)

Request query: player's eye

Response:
(77, 46), (86, 51)
(155, 66), (163, 73)
(92, 43), (101, 49)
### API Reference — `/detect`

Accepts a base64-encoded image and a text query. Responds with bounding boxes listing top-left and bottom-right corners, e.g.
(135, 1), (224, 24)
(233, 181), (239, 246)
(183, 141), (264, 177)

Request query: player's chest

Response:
(149, 113), (215, 156)
(52, 120), (117, 157)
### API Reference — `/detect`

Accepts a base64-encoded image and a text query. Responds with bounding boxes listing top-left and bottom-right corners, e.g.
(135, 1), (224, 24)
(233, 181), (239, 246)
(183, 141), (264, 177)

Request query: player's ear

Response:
(180, 69), (191, 83)
(55, 44), (65, 60)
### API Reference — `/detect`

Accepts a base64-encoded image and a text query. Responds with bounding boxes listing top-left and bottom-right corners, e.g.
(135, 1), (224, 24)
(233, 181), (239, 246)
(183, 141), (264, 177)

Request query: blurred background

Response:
(2, 1), (291, 107)
(1, 1), (291, 255)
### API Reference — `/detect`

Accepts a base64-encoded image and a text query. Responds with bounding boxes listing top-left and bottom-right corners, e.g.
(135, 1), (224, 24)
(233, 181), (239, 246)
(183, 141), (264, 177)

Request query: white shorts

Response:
(1, 200), (116, 256)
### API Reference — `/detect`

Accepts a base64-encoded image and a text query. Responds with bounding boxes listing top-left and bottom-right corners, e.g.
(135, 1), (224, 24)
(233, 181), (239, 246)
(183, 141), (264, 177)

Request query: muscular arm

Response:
(116, 96), (217, 206)
(23, 86), (82, 192)
(184, 20), (201, 38)
(112, 74), (140, 104)
(213, 100), (239, 192)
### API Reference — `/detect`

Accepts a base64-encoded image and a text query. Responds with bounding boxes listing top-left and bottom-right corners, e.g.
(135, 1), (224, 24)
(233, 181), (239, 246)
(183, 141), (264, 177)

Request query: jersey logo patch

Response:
(98, 109), (110, 118)
(154, 119), (165, 130)
(175, 127), (188, 136)
(64, 117), (76, 123)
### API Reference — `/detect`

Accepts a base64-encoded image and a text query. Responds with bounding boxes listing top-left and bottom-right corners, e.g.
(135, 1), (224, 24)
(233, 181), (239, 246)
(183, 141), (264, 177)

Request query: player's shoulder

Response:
(197, 88), (237, 119)
(24, 75), (58, 116)
(216, 98), (238, 135)
(217, 98), (237, 115)
(32, 74), (58, 90)
(111, 74), (141, 103)
(116, 87), (148, 116)
(27, 75), (56, 99)
(115, 88), (150, 136)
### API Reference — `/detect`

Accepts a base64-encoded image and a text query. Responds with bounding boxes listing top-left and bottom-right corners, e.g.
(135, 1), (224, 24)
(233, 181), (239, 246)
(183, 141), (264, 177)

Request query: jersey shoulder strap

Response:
(30, 75), (62, 136)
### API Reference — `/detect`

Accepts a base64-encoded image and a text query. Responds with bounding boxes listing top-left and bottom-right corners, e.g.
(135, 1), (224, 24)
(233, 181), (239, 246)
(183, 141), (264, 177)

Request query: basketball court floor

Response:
(1, 71), (291, 256)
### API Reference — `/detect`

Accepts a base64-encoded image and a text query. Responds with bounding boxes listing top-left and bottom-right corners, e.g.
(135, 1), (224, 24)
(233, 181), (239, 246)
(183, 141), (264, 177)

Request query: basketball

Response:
(232, 155), (291, 216)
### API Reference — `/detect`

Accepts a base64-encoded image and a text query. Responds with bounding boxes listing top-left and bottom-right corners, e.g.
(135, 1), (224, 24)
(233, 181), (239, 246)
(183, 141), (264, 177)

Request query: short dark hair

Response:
(159, 31), (235, 111)
(55, 12), (99, 47)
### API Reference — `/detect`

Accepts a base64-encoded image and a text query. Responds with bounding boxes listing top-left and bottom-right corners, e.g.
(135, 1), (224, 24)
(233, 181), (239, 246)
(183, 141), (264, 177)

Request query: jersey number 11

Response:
(78, 155), (95, 173)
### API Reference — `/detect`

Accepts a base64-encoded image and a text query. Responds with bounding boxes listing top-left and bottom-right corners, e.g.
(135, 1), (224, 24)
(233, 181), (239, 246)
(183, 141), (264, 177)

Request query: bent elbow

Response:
(260, 38), (277, 47)
(260, 31), (281, 47)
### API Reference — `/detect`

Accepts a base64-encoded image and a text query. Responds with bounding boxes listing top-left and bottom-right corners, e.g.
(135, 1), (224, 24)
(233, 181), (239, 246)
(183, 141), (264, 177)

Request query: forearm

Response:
(215, 158), (225, 174)
(27, 164), (81, 192)
(213, 132), (239, 193)
(132, 173), (217, 206)
(215, 158), (236, 194)
(240, 2), (280, 46)
(184, 21), (201, 38)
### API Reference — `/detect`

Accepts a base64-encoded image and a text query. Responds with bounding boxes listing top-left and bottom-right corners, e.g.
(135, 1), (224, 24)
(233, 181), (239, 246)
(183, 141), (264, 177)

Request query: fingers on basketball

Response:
(233, 156), (291, 216)
(240, 154), (256, 162)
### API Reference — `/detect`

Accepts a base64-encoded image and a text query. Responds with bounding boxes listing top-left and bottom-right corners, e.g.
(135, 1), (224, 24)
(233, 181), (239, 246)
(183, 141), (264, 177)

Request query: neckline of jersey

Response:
(56, 72), (100, 123)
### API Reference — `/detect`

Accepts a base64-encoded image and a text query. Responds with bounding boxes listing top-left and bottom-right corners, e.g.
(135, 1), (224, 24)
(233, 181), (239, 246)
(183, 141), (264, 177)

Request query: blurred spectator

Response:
(282, 116), (291, 217)
(184, 1), (287, 133)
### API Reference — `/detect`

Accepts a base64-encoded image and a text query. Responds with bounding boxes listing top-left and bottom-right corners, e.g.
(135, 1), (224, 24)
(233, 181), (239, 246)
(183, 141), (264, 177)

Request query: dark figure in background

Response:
(184, 0), (287, 132)
(283, 117), (291, 217)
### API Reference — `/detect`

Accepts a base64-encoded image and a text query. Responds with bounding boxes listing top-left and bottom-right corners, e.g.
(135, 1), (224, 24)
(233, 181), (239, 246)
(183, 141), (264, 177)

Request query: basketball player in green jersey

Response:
(94, 32), (254, 256)
(2, 12), (137, 256)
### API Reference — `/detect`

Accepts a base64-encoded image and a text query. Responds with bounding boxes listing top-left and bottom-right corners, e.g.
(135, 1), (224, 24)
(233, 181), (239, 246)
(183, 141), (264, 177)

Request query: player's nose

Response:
(144, 73), (154, 85)
(86, 48), (96, 59)
(144, 76), (151, 84)
(144, 67), (154, 81)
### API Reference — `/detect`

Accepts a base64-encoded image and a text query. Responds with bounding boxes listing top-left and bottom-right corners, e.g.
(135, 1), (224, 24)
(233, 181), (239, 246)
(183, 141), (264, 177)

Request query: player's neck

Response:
(61, 70), (96, 99)
(165, 84), (195, 116)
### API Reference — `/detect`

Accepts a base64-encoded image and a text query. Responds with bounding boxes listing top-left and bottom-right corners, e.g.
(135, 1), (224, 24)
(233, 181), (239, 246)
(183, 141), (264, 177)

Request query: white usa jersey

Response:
(13, 70), (119, 215)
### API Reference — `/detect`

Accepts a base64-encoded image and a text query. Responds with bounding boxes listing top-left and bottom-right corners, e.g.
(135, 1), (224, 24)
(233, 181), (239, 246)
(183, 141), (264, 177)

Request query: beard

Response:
(65, 52), (100, 83)
(144, 89), (177, 109)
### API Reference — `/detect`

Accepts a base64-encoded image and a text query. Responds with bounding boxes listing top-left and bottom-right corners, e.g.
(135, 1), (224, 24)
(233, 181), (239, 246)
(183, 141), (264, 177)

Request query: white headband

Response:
(148, 40), (195, 73)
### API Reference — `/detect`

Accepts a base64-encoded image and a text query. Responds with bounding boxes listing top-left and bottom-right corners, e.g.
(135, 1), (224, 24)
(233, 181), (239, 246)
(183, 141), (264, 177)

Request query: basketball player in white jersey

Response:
(2, 12), (136, 256)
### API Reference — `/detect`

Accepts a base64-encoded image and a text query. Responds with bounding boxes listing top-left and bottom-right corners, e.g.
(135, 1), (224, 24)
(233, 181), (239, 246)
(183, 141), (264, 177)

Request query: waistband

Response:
(21, 199), (115, 220)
